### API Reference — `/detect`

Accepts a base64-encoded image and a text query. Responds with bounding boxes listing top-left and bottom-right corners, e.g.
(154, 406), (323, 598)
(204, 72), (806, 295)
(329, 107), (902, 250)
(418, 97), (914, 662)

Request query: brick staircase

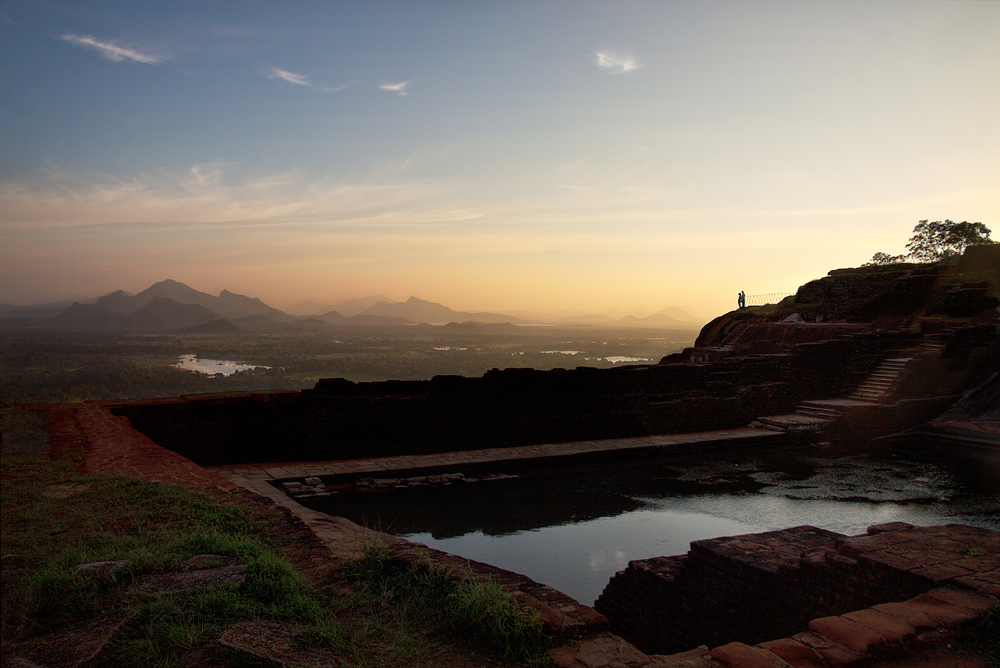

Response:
(754, 344), (935, 433)
(846, 356), (912, 403)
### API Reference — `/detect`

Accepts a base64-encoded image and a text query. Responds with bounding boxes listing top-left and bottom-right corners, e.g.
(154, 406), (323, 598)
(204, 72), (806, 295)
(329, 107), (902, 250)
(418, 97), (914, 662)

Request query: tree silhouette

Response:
(862, 251), (906, 267)
(865, 220), (993, 266)
(905, 220), (993, 262)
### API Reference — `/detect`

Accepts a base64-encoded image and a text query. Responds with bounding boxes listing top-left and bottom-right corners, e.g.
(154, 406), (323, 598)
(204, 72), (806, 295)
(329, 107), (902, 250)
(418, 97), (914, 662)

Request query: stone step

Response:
(797, 401), (841, 409)
(861, 376), (895, 383)
(797, 401), (842, 410)
(798, 400), (844, 408)
(851, 392), (886, 401)
(797, 413), (840, 421)
(757, 415), (829, 431)
(858, 381), (893, 389)
(796, 408), (841, 419)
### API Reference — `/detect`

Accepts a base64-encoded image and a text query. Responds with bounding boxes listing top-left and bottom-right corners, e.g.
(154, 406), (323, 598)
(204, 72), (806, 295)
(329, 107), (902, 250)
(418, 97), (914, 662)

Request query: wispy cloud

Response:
(595, 50), (639, 74)
(60, 33), (160, 64)
(265, 67), (353, 92)
(266, 67), (312, 87)
(378, 81), (409, 96)
(0, 163), (466, 231)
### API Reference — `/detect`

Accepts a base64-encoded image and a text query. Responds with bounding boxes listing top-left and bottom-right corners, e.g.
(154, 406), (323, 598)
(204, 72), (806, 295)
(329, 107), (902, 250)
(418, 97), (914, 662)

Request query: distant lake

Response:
(174, 354), (267, 376)
(535, 351), (652, 363)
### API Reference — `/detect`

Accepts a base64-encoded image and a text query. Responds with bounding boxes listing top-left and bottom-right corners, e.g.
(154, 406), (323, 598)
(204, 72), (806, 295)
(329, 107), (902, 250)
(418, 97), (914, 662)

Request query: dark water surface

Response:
(308, 441), (1000, 605)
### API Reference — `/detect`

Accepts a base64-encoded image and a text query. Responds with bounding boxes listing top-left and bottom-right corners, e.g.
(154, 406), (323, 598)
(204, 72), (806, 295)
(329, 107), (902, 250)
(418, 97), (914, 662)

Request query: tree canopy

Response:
(865, 219), (993, 266)
(905, 220), (993, 262)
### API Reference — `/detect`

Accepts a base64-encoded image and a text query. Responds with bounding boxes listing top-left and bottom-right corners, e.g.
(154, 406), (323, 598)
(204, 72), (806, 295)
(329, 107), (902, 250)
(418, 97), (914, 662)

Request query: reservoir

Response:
(304, 440), (1000, 606)
(174, 354), (267, 376)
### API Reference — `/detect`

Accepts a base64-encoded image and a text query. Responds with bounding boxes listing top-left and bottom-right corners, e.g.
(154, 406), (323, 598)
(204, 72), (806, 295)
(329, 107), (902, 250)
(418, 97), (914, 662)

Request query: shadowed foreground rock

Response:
(131, 564), (247, 594)
(218, 621), (342, 668)
(10, 613), (134, 668)
(594, 523), (999, 665)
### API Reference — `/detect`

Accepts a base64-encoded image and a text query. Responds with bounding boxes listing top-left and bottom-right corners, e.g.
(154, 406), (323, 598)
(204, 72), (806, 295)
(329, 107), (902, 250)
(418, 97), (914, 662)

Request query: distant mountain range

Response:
(0, 280), (701, 333)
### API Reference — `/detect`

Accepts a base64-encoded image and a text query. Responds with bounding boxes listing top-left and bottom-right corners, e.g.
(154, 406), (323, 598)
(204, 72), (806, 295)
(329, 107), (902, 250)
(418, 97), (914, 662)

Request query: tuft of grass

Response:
(1, 451), (343, 667)
(3, 435), (540, 668)
(341, 545), (553, 667)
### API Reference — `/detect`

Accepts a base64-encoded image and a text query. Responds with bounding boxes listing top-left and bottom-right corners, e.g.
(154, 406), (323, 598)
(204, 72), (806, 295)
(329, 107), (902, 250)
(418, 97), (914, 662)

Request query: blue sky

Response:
(2, 1), (998, 317)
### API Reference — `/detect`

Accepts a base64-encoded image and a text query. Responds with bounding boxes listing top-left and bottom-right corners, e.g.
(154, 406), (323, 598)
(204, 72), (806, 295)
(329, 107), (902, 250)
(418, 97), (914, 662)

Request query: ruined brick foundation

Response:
(594, 522), (1000, 656)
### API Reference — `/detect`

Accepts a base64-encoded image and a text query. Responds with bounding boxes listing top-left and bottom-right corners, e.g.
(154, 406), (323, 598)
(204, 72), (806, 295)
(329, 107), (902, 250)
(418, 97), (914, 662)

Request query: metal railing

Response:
(744, 292), (793, 307)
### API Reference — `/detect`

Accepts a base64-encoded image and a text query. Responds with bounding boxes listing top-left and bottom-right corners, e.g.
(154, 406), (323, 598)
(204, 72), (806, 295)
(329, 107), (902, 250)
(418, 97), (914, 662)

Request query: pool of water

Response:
(174, 354), (267, 376)
(305, 442), (1000, 605)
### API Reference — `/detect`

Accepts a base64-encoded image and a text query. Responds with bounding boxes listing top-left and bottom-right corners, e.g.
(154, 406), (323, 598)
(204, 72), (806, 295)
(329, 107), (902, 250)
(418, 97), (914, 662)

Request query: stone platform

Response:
(25, 401), (999, 668)
(591, 522), (999, 668)
(205, 425), (786, 495)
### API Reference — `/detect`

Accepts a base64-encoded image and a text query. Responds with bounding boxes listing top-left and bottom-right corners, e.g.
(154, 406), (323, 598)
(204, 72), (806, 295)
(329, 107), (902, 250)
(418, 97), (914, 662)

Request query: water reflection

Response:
(307, 442), (1000, 605)
(174, 354), (266, 376)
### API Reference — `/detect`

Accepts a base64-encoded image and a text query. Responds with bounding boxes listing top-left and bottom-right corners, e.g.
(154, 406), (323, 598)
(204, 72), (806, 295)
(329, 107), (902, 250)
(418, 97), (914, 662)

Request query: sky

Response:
(1, 1), (998, 319)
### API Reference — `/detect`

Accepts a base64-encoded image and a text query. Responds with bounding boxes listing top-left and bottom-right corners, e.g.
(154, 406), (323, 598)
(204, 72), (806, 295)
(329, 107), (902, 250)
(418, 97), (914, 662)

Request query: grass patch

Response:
(340, 545), (552, 667)
(2, 433), (549, 667)
(1, 452), (342, 667)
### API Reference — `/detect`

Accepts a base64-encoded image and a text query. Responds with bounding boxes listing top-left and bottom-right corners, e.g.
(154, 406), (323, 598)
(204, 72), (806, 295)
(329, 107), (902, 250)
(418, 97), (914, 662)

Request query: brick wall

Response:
(594, 523), (1000, 655)
(107, 327), (921, 466)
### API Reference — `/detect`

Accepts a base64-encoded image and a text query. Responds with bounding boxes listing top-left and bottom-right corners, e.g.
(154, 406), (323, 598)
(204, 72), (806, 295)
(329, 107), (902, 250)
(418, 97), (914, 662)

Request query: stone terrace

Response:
(24, 401), (1000, 668)
(592, 522), (999, 668)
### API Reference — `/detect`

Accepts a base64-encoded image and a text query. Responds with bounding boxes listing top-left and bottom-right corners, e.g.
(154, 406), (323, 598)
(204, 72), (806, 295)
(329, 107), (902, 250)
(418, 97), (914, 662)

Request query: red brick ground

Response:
(32, 402), (236, 491)
(29, 402), (339, 585)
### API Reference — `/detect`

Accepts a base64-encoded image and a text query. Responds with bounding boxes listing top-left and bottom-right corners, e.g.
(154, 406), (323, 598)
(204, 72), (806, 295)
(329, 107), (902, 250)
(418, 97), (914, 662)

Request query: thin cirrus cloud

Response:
(265, 67), (354, 92)
(59, 33), (160, 64)
(595, 50), (639, 74)
(266, 67), (313, 87)
(378, 81), (409, 96)
(0, 163), (466, 231)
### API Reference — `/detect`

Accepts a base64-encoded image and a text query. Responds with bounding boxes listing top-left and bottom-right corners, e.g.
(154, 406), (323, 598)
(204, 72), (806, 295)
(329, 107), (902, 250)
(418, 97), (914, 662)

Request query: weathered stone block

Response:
(870, 602), (941, 632)
(841, 609), (915, 644)
(709, 642), (789, 668)
(756, 638), (824, 668)
(808, 615), (884, 654)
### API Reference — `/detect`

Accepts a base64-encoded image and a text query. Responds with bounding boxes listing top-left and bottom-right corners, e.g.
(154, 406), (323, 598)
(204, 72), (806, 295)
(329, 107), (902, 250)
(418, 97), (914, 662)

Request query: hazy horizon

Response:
(2, 2), (998, 318)
(0, 276), (706, 323)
